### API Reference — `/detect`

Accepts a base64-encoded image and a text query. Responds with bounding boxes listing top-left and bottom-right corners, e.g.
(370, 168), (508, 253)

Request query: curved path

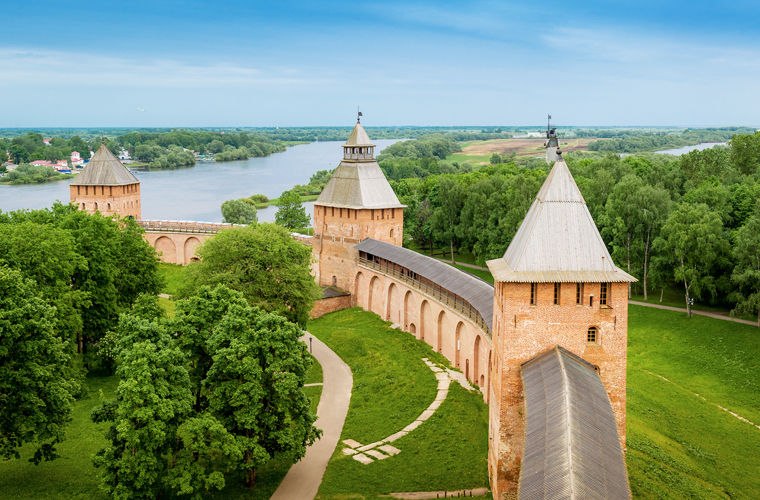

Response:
(271, 334), (353, 500)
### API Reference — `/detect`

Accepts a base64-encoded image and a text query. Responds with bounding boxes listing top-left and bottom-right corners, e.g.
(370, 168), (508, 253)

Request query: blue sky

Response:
(2, 0), (759, 127)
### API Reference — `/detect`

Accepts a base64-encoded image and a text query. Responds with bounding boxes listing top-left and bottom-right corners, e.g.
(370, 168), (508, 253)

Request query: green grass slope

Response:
(627, 305), (760, 498)
(309, 308), (489, 498)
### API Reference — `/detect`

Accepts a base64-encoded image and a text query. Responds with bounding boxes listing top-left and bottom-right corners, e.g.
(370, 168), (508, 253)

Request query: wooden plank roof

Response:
(487, 158), (636, 283)
(520, 346), (631, 499)
(355, 238), (493, 331)
(71, 144), (139, 186)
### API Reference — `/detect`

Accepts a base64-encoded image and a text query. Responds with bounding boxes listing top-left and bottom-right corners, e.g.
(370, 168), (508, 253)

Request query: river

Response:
(654, 142), (727, 155)
(0, 140), (399, 223)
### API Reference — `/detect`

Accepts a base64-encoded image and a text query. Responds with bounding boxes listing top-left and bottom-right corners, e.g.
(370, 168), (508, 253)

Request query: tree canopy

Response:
(274, 189), (310, 230)
(182, 224), (319, 325)
(0, 266), (79, 463)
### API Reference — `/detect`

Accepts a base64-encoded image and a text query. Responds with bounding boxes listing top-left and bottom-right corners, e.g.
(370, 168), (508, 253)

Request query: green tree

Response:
(0, 221), (89, 344)
(221, 199), (258, 224)
(93, 317), (194, 499)
(429, 177), (466, 262)
(654, 203), (729, 316)
(274, 190), (310, 230)
(601, 175), (671, 298)
(183, 224), (319, 325)
(730, 131), (760, 176)
(205, 303), (319, 487)
(731, 205), (760, 325)
(0, 266), (79, 463)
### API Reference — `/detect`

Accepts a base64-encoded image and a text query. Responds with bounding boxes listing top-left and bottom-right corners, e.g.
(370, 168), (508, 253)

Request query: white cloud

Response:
(0, 47), (333, 87)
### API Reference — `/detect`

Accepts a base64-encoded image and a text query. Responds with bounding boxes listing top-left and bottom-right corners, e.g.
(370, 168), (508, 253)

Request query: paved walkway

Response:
(271, 334), (353, 500)
(629, 300), (758, 326)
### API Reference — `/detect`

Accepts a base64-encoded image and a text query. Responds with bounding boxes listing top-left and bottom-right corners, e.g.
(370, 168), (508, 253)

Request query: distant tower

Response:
(70, 144), (141, 219)
(486, 154), (636, 498)
(313, 113), (405, 291)
(545, 114), (560, 163)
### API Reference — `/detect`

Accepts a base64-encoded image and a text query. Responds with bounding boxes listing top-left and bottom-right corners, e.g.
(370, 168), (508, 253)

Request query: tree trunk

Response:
(246, 468), (256, 489)
(643, 229), (651, 300)
(659, 288), (664, 303)
(450, 239), (455, 264)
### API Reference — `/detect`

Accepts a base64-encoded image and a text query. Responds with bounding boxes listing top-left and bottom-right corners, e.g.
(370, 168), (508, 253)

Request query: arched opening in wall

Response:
(81, 203), (85, 210)
(369, 276), (382, 316)
(94, 202), (98, 211)
(487, 350), (492, 403)
(465, 359), (470, 381)
(354, 272), (365, 307)
(154, 236), (177, 264)
(386, 283), (397, 322)
(474, 335), (482, 385)
(420, 300), (431, 341)
(480, 374), (484, 387)
(403, 290), (413, 329)
(183, 237), (201, 265)
(436, 310), (446, 353)
(332, 275), (337, 287)
(389, 228), (394, 239)
(455, 321), (464, 367)
(107, 203), (111, 210)
(409, 323), (416, 335)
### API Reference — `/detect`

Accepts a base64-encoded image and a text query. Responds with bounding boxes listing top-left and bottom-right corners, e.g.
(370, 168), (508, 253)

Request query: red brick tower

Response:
(70, 144), (141, 219)
(313, 115), (405, 291)
(486, 155), (636, 498)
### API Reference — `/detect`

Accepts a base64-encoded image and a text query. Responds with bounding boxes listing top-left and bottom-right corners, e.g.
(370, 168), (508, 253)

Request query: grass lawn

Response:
(627, 305), (760, 498)
(450, 262), (494, 284)
(631, 286), (755, 321)
(309, 308), (489, 498)
(0, 376), (116, 499)
(157, 262), (187, 296)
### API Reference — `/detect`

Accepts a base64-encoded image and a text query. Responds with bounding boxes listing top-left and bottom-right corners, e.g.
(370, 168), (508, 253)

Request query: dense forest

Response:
(380, 133), (760, 321)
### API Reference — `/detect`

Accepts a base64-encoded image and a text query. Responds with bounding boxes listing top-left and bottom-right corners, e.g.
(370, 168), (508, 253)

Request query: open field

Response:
(627, 305), (760, 498)
(456, 137), (597, 160)
(309, 309), (490, 498)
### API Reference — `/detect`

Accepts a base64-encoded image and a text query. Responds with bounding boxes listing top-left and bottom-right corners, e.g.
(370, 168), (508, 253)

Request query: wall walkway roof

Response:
(520, 346), (630, 499)
(356, 238), (493, 331)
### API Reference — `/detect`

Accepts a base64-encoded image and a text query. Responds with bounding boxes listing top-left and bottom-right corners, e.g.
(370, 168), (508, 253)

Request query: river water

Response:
(654, 142), (727, 155)
(0, 139), (399, 223)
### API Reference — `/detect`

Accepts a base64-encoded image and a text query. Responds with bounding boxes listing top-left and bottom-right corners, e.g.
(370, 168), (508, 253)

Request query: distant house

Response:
(30, 160), (53, 167)
(71, 151), (84, 166)
(42, 137), (51, 146)
(118, 149), (131, 161)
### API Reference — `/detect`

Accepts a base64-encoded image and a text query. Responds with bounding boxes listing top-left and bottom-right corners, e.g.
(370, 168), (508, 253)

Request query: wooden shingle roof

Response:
(487, 158), (636, 283)
(520, 346), (631, 499)
(71, 144), (139, 186)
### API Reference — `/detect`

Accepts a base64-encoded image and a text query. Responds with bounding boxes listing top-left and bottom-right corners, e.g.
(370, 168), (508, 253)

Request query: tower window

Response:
(576, 283), (584, 304)
(587, 327), (598, 343)
(530, 283), (537, 305)
(553, 283), (561, 305)
(390, 228), (394, 239)
(600, 283), (609, 305)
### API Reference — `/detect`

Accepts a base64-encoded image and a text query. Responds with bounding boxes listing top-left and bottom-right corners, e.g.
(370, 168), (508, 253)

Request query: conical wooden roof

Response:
(71, 144), (139, 186)
(487, 158), (636, 283)
(345, 122), (374, 146)
(316, 124), (403, 209)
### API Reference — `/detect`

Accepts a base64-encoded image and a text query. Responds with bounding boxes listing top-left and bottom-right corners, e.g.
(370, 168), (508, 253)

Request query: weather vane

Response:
(357, 107), (363, 123)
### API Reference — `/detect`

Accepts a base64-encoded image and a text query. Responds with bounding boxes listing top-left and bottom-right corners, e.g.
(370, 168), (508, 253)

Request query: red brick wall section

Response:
(70, 183), (141, 219)
(310, 294), (352, 319)
(489, 281), (628, 499)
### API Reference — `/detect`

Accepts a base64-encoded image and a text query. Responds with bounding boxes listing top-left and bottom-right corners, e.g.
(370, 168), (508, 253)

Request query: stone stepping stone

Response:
(342, 439), (363, 449)
(384, 430), (408, 442)
(365, 449), (389, 460)
(352, 453), (374, 465)
(342, 448), (357, 455)
(379, 444), (401, 456)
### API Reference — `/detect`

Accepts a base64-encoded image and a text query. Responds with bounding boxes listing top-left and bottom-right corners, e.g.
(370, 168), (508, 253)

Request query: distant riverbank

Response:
(655, 142), (728, 155)
(0, 140), (399, 223)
